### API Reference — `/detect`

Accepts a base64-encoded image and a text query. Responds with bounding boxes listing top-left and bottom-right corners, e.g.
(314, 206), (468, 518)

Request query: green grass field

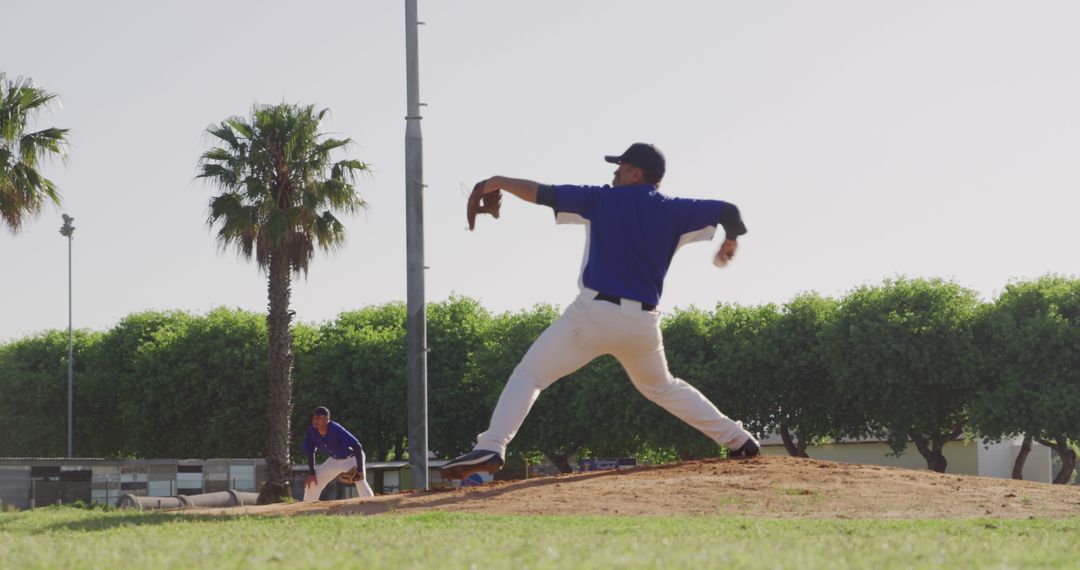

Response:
(2, 507), (1079, 569)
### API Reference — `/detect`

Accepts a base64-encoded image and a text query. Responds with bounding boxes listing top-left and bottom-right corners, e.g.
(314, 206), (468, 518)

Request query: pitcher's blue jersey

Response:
(545, 183), (746, 305)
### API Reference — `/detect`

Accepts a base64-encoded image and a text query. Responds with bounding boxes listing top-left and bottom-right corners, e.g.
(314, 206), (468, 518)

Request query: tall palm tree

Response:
(0, 73), (70, 233)
(198, 102), (367, 503)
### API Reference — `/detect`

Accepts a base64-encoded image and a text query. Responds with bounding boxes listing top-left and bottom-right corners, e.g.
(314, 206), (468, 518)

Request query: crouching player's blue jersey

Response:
(303, 421), (362, 462)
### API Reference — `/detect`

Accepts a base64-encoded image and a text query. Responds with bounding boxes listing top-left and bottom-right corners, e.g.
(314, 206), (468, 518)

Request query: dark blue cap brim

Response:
(604, 155), (622, 164)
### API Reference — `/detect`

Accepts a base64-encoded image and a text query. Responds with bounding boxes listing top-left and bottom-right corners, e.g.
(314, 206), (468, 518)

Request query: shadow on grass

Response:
(29, 510), (244, 533)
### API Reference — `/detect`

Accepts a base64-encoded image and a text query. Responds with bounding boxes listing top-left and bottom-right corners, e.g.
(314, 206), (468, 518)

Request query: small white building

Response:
(759, 435), (1054, 482)
(0, 457), (453, 510)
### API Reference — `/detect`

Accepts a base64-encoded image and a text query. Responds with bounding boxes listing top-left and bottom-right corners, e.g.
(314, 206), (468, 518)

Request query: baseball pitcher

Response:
(444, 143), (760, 480)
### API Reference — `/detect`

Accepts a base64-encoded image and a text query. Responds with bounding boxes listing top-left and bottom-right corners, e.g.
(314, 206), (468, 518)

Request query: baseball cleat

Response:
(729, 438), (760, 458)
(441, 449), (504, 480)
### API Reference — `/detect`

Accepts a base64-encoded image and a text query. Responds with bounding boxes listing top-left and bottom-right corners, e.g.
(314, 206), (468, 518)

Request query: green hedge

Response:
(2, 277), (1077, 479)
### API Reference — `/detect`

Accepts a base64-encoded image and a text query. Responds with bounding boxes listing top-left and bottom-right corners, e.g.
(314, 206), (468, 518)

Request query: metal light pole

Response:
(59, 214), (75, 459)
(404, 0), (429, 489)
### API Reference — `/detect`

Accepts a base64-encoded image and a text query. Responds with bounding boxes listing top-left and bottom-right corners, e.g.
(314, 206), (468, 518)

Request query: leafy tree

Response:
(79, 310), (194, 456)
(562, 354), (639, 461)
(158, 309), (270, 457)
(197, 102), (368, 503)
(706, 303), (780, 440)
(0, 329), (100, 456)
(0, 73), (69, 232)
(824, 278), (981, 472)
(760, 293), (867, 457)
(427, 296), (492, 460)
(970, 276), (1080, 484)
(285, 319), (319, 446)
(96, 309), (271, 458)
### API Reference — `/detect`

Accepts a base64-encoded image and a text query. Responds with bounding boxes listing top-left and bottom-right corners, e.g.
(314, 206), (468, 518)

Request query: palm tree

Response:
(0, 73), (70, 233)
(198, 102), (367, 503)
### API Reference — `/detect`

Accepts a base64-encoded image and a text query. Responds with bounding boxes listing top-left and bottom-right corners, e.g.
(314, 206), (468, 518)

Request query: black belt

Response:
(594, 292), (656, 311)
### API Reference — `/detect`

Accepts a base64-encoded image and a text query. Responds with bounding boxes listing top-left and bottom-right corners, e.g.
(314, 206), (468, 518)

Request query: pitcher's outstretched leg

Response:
(618, 346), (757, 452)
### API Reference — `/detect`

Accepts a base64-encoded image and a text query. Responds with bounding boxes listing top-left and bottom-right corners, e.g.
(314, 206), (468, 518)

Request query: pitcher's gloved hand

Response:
(467, 180), (502, 231)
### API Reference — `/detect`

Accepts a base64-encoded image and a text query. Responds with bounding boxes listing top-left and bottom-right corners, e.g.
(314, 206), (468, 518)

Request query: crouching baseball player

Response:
(302, 406), (375, 502)
(443, 143), (760, 481)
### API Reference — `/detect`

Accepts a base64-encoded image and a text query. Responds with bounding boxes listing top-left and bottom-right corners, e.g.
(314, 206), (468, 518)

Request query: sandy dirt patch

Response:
(188, 456), (1080, 519)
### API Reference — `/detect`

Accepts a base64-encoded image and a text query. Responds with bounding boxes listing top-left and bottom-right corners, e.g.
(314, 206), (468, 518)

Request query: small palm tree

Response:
(198, 102), (367, 503)
(0, 73), (70, 233)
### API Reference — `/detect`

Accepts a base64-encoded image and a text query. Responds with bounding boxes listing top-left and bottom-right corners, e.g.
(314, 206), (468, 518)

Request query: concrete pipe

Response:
(178, 490), (260, 508)
(118, 494), (184, 510)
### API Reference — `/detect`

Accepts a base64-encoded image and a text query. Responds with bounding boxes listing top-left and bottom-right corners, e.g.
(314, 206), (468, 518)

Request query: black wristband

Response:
(349, 441), (364, 471)
(718, 203), (747, 239)
(536, 185), (557, 209)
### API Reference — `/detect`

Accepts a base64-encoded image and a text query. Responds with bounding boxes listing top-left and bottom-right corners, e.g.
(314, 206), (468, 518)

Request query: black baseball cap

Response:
(312, 406), (330, 417)
(604, 143), (665, 183)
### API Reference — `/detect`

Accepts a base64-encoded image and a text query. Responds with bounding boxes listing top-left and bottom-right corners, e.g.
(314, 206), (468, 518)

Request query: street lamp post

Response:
(59, 214), (75, 459)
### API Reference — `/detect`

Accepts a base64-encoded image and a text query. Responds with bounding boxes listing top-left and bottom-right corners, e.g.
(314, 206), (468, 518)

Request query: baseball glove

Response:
(337, 467), (361, 485)
(467, 180), (502, 231)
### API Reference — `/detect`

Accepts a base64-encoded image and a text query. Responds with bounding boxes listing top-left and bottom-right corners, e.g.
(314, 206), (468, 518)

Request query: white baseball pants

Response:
(474, 289), (754, 456)
(302, 454), (375, 502)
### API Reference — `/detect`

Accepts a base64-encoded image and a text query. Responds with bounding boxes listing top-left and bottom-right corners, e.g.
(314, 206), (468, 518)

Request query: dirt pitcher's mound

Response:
(193, 456), (1080, 519)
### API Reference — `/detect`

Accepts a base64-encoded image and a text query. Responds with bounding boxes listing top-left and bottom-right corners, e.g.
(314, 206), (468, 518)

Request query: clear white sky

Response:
(3, 1), (1078, 342)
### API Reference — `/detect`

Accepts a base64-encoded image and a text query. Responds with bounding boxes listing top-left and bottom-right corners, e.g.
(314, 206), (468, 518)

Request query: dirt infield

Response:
(191, 456), (1080, 519)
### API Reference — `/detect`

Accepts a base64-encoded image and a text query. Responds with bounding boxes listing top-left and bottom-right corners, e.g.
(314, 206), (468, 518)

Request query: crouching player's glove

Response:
(337, 467), (361, 484)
